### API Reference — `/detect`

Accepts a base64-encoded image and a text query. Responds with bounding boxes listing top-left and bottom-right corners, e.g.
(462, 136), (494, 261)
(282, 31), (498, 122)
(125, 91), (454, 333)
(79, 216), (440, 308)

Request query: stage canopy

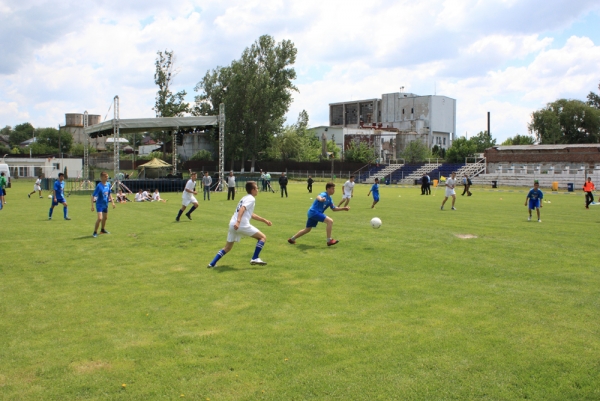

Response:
(84, 116), (219, 138)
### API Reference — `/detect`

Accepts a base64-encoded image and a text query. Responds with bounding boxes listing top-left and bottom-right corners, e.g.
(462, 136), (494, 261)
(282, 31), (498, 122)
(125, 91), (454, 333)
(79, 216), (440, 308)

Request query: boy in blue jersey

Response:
(367, 177), (380, 208)
(49, 173), (70, 220)
(287, 182), (350, 246)
(91, 171), (116, 237)
(525, 180), (543, 222)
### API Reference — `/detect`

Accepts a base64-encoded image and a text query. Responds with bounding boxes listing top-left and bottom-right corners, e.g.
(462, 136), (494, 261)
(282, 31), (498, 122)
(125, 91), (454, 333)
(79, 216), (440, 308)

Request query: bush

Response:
(190, 149), (213, 161)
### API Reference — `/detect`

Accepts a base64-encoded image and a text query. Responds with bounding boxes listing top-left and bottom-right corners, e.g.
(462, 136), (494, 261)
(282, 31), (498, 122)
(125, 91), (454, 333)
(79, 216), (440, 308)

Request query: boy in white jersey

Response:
(337, 175), (355, 207)
(176, 172), (199, 221)
(28, 175), (43, 198)
(441, 172), (457, 210)
(208, 181), (272, 268)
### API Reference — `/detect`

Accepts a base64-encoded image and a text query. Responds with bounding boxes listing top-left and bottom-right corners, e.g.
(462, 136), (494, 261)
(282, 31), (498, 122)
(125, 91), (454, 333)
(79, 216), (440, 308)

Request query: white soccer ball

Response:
(371, 217), (382, 229)
(48, 195), (52, 199)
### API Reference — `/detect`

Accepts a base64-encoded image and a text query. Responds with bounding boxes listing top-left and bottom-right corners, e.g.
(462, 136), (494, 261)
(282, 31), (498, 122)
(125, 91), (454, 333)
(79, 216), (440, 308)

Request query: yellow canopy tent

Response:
(137, 158), (172, 179)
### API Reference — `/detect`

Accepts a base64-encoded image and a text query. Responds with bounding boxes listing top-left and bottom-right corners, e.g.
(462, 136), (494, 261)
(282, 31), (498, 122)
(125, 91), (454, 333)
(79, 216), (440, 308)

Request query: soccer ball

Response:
(48, 195), (52, 199)
(371, 217), (382, 229)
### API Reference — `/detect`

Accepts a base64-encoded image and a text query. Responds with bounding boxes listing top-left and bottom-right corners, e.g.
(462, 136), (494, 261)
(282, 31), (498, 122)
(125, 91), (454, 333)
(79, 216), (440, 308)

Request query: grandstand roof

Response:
(84, 116), (218, 138)
(493, 144), (600, 151)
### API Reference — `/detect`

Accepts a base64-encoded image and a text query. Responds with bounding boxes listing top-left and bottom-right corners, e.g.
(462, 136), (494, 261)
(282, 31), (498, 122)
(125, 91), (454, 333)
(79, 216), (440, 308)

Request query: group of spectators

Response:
(129, 188), (167, 203)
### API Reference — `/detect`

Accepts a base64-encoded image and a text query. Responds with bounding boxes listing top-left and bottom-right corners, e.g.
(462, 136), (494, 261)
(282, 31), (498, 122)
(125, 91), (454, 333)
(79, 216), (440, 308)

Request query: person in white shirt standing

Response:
(176, 172), (199, 221)
(202, 172), (212, 200)
(227, 171), (236, 200)
(207, 181), (272, 268)
(441, 172), (457, 210)
(28, 175), (43, 198)
(337, 175), (355, 207)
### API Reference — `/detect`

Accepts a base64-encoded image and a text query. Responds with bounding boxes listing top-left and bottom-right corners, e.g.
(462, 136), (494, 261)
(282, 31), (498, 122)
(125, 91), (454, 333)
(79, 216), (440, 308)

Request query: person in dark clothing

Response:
(461, 174), (472, 196)
(307, 176), (314, 193)
(421, 174), (428, 195)
(279, 172), (289, 198)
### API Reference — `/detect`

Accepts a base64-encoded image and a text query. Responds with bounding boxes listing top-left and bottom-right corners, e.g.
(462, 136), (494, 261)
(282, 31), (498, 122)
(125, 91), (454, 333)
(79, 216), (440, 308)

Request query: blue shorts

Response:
(96, 206), (108, 213)
(306, 212), (327, 228)
(52, 197), (66, 206)
(373, 194), (380, 202)
(528, 199), (540, 209)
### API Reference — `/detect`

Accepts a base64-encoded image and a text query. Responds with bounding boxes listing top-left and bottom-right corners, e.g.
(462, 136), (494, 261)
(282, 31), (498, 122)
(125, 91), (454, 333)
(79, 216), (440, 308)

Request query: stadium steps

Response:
(364, 164), (404, 183)
(398, 162), (442, 184)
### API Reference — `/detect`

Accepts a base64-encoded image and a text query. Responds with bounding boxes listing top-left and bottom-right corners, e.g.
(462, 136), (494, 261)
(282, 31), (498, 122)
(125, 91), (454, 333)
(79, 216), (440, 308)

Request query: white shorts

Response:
(342, 194), (352, 199)
(34, 184), (41, 191)
(182, 196), (198, 207)
(445, 188), (456, 197)
(227, 223), (259, 243)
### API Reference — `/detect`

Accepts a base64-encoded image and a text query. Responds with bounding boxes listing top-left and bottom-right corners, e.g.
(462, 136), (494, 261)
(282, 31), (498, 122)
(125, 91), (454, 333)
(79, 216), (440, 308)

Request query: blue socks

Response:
(63, 207), (68, 219)
(49, 207), (53, 218)
(252, 240), (265, 260)
(210, 249), (227, 266)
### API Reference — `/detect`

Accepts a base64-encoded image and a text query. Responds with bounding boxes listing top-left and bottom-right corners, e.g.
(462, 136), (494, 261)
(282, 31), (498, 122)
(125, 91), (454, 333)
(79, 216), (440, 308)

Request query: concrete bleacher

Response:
(472, 164), (600, 190)
(356, 164), (387, 183)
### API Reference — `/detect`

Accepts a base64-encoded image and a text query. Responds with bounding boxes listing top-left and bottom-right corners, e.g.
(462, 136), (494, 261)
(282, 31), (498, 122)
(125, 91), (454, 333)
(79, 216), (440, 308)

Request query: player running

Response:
(338, 175), (355, 207)
(91, 171), (115, 237)
(207, 181), (272, 268)
(288, 182), (349, 247)
(367, 177), (380, 209)
(176, 172), (199, 221)
(28, 175), (43, 198)
(49, 173), (70, 220)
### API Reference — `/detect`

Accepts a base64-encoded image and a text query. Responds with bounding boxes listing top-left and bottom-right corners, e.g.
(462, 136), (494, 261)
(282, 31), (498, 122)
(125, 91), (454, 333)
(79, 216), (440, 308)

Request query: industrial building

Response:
(329, 91), (457, 154)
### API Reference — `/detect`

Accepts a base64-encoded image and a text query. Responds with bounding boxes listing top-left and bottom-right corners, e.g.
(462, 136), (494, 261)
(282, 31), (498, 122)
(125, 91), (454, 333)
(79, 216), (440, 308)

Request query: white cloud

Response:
(0, 0), (599, 145)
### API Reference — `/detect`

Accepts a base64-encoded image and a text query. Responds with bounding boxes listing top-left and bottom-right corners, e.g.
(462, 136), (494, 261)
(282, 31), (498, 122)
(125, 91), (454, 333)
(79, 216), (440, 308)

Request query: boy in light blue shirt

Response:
(49, 173), (70, 220)
(367, 178), (380, 208)
(91, 171), (115, 237)
(288, 182), (349, 246)
(525, 180), (543, 222)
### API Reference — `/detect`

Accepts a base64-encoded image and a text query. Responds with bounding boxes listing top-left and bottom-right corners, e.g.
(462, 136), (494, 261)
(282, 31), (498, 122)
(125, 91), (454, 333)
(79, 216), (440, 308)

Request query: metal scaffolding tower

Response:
(219, 103), (225, 187)
(83, 111), (89, 181)
(172, 127), (178, 175)
(113, 96), (120, 179)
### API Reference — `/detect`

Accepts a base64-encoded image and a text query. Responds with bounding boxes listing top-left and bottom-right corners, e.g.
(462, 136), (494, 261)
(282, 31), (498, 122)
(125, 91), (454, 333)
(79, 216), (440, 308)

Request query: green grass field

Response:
(1, 179), (599, 400)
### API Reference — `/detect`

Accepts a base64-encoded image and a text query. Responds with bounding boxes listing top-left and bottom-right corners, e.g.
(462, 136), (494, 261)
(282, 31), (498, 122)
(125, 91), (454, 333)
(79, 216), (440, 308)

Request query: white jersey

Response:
(142, 191), (150, 200)
(446, 177), (456, 189)
(135, 193), (144, 202)
(183, 179), (196, 200)
(343, 180), (355, 196)
(227, 176), (236, 187)
(230, 194), (255, 227)
(34, 178), (41, 190)
(152, 192), (160, 201)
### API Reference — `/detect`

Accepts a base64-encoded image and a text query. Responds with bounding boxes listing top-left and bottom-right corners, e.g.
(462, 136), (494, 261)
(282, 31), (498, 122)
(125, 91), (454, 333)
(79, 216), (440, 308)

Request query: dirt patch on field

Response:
(72, 360), (112, 374)
(455, 234), (478, 239)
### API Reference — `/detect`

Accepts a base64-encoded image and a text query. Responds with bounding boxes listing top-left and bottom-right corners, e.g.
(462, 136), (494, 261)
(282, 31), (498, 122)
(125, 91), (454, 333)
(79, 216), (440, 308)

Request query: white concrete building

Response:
(2, 157), (83, 179)
(329, 92), (457, 152)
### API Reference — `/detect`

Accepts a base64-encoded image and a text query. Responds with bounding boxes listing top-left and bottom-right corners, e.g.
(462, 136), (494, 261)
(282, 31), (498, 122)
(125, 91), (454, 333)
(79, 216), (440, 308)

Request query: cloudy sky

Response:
(1, 0), (599, 142)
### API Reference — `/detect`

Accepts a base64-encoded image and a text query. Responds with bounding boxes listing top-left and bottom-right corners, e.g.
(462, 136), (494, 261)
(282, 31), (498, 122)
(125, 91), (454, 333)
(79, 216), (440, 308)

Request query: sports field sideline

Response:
(1, 178), (599, 400)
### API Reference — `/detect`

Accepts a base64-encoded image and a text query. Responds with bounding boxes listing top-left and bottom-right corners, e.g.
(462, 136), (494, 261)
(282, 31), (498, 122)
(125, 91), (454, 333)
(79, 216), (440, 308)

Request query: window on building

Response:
(443, 138), (446, 145)
(19, 167), (28, 177)
(53, 163), (60, 171)
(411, 108), (414, 113)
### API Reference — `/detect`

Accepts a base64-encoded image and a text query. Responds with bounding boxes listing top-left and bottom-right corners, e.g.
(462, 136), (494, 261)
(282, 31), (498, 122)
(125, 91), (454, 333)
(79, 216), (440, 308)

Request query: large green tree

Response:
(400, 139), (431, 163)
(193, 35), (297, 171)
(9, 122), (34, 147)
(588, 82), (600, 109)
(501, 134), (535, 145)
(470, 130), (496, 152)
(153, 50), (190, 145)
(445, 137), (477, 163)
(30, 128), (73, 154)
(529, 99), (600, 144)
(344, 141), (376, 163)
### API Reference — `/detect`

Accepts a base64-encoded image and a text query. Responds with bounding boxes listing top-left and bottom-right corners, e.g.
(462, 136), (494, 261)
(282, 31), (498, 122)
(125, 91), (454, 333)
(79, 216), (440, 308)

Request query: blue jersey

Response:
(308, 192), (335, 217)
(527, 188), (543, 201)
(53, 180), (65, 199)
(370, 183), (379, 196)
(93, 182), (111, 208)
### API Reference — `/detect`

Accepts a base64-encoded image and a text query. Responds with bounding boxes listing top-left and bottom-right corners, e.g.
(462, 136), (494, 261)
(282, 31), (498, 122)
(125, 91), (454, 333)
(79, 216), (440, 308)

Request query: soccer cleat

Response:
(327, 239), (339, 246)
(185, 213), (192, 220)
(440, 206), (444, 210)
(100, 229), (110, 234)
(28, 194), (31, 198)
(528, 216), (531, 221)
(176, 217), (180, 222)
(250, 258), (267, 266)
(93, 232), (98, 238)
(287, 238), (296, 244)
(207, 263), (215, 268)
(452, 207), (456, 210)
(64, 217), (71, 220)
(538, 219), (541, 223)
